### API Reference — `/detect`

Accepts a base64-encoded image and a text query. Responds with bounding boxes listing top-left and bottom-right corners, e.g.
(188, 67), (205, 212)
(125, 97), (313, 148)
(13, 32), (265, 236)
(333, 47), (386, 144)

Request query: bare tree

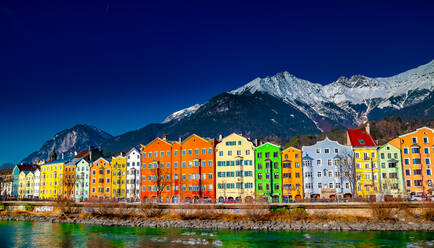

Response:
(148, 162), (172, 203)
(338, 149), (357, 198)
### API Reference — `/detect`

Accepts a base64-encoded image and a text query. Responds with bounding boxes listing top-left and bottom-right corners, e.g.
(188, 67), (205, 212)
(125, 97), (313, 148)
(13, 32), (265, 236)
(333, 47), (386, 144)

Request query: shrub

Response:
(139, 202), (164, 219)
(24, 204), (34, 211)
(369, 202), (397, 221)
(290, 207), (307, 220)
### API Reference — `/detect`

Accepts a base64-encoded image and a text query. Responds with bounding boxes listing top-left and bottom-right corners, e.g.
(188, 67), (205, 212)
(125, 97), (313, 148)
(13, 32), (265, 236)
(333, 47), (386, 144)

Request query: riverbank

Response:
(1, 214), (433, 231)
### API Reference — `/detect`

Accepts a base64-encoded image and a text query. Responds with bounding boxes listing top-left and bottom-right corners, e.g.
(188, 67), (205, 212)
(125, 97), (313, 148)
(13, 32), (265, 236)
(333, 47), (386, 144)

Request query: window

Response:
(424, 148), (430, 154)
(423, 137), (429, 143)
(316, 160), (321, 166)
(412, 137), (417, 143)
(404, 158), (410, 165)
(328, 159), (332, 166)
(334, 148), (339, 153)
(228, 151), (232, 156)
(208, 160), (213, 166)
(413, 158), (421, 164)
(318, 183), (322, 188)
(403, 148), (409, 154)
(317, 171), (322, 178)
(174, 150), (178, 156)
(358, 139), (365, 145)
(414, 180), (423, 186)
(219, 151), (223, 156)
(245, 150), (250, 155)
(406, 180), (411, 187)
(316, 148), (321, 153)
(324, 148), (330, 154)
(413, 169), (422, 175)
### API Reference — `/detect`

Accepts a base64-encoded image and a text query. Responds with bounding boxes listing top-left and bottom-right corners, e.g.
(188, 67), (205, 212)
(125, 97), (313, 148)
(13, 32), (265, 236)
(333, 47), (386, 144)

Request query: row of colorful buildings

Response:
(10, 126), (434, 203)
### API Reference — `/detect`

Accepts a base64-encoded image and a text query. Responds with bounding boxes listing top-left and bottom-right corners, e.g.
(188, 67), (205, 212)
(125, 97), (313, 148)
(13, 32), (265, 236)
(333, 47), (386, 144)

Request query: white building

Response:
(126, 147), (141, 200)
(33, 169), (40, 198)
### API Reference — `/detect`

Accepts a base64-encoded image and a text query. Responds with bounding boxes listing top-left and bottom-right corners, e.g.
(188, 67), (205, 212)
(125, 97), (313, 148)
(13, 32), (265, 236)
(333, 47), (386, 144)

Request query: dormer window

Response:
(358, 139), (365, 145)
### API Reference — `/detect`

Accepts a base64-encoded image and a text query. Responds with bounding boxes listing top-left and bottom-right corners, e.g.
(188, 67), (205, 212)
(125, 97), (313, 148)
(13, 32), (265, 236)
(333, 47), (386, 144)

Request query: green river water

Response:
(0, 221), (432, 247)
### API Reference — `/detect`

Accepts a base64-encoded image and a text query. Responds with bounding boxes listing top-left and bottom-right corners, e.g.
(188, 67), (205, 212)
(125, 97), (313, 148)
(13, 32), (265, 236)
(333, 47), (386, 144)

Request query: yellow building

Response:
(40, 159), (67, 200)
(18, 170), (37, 199)
(215, 133), (256, 203)
(347, 125), (379, 198)
(111, 154), (127, 198)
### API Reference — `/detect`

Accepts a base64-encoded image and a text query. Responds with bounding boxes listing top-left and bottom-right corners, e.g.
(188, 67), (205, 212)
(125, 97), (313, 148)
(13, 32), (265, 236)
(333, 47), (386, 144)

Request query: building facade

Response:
(141, 137), (182, 203)
(126, 147), (141, 200)
(377, 140), (405, 198)
(302, 138), (354, 199)
(75, 159), (90, 201)
(391, 127), (434, 198)
(33, 169), (40, 198)
(40, 159), (67, 200)
(89, 158), (112, 199)
(63, 159), (79, 200)
(347, 126), (379, 198)
(12, 164), (38, 196)
(180, 134), (216, 203)
(281, 147), (303, 201)
(215, 133), (255, 203)
(255, 143), (282, 203)
(111, 154), (127, 199)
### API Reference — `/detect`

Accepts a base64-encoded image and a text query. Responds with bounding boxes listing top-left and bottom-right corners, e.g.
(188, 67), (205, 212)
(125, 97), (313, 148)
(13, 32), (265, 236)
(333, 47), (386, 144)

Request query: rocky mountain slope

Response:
(22, 124), (113, 163)
(101, 60), (433, 152)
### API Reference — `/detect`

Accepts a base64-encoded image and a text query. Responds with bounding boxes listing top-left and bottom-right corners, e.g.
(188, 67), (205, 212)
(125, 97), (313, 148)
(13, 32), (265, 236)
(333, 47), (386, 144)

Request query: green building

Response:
(255, 143), (282, 203)
(377, 141), (405, 199)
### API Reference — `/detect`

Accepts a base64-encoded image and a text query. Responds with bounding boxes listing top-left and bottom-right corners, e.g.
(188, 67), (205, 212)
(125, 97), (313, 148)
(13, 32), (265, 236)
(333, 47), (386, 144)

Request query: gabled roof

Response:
(282, 146), (301, 153)
(64, 158), (81, 166)
(74, 149), (89, 159)
(182, 134), (214, 144)
(347, 128), (377, 147)
(256, 142), (280, 149)
(126, 147), (140, 156)
(16, 164), (39, 172)
(398, 127), (433, 138)
(302, 154), (314, 160)
(41, 158), (69, 166)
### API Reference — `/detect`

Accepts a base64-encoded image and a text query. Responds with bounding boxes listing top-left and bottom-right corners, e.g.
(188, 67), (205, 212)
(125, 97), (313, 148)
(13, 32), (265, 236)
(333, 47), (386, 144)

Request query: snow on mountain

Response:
(162, 104), (202, 123)
(229, 59), (434, 126)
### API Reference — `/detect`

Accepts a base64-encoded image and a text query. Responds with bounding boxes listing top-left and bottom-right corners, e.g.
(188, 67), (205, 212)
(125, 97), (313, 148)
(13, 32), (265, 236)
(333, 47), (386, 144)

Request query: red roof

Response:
(74, 149), (89, 159)
(347, 128), (377, 147)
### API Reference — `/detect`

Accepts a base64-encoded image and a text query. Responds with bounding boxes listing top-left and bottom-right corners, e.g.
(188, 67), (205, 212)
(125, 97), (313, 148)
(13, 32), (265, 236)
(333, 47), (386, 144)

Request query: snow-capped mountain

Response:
(162, 104), (202, 123)
(101, 59), (433, 153)
(22, 124), (113, 163)
(229, 59), (434, 129)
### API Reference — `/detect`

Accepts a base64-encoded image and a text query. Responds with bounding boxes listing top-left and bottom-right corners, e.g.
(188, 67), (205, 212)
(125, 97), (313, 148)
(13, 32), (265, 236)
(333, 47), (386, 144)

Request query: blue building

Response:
(12, 164), (39, 196)
(302, 138), (355, 199)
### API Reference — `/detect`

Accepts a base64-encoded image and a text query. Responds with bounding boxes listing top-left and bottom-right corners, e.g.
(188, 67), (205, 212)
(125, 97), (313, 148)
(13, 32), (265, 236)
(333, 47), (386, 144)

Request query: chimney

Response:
(61, 153), (64, 159)
(74, 151), (78, 156)
(254, 139), (258, 147)
(366, 122), (370, 135)
(162, 134), (167, 141)
(218, 134), (223, 141)
(178, 137), (182, 143)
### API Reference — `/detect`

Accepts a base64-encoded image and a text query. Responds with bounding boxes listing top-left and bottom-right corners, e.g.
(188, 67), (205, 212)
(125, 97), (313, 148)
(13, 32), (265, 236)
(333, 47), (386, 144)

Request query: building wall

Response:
(141, 138), (175, 203)
(89, 158), (111, 198)
(377, 142), (405, 198)
(111, 155), (127, 198)
(179, 135), (216, 203)
(40, 162), (65, 200)
(215, 133), (255, 203)
(24, 172), (34, 198)
(33, 170), (40, 198)
(302, 138), (354, 199)
(255, 143), (282, 203)
(126, 148), (141, 200)
(393, 127), (434, 197)
(17, 172), (26, 198)
(63, 165), (76, 200)
(353, 147), (379, 198)
(12, 166), (20, 196)
(75, 159), (90, 201)
(281, 147), (303, 201)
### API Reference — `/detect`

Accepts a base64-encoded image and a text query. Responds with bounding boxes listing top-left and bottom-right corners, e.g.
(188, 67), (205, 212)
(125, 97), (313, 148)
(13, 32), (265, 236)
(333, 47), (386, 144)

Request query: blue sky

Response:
(1, 0), (433, 165)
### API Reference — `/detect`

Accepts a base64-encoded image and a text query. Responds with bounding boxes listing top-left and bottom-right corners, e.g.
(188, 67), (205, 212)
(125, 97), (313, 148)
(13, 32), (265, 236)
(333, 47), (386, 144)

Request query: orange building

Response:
(63, 159), (78, 200)
(281, 147), (303, 202)
(89, 157), (112, 199)
(390, 127), (433, 198)
(180, 134), (216, 203)
(141, 136), (181, 203)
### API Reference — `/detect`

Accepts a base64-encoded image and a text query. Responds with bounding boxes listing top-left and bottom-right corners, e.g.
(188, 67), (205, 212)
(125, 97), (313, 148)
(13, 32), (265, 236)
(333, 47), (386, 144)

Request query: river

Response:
(0, 221), (433, 247)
